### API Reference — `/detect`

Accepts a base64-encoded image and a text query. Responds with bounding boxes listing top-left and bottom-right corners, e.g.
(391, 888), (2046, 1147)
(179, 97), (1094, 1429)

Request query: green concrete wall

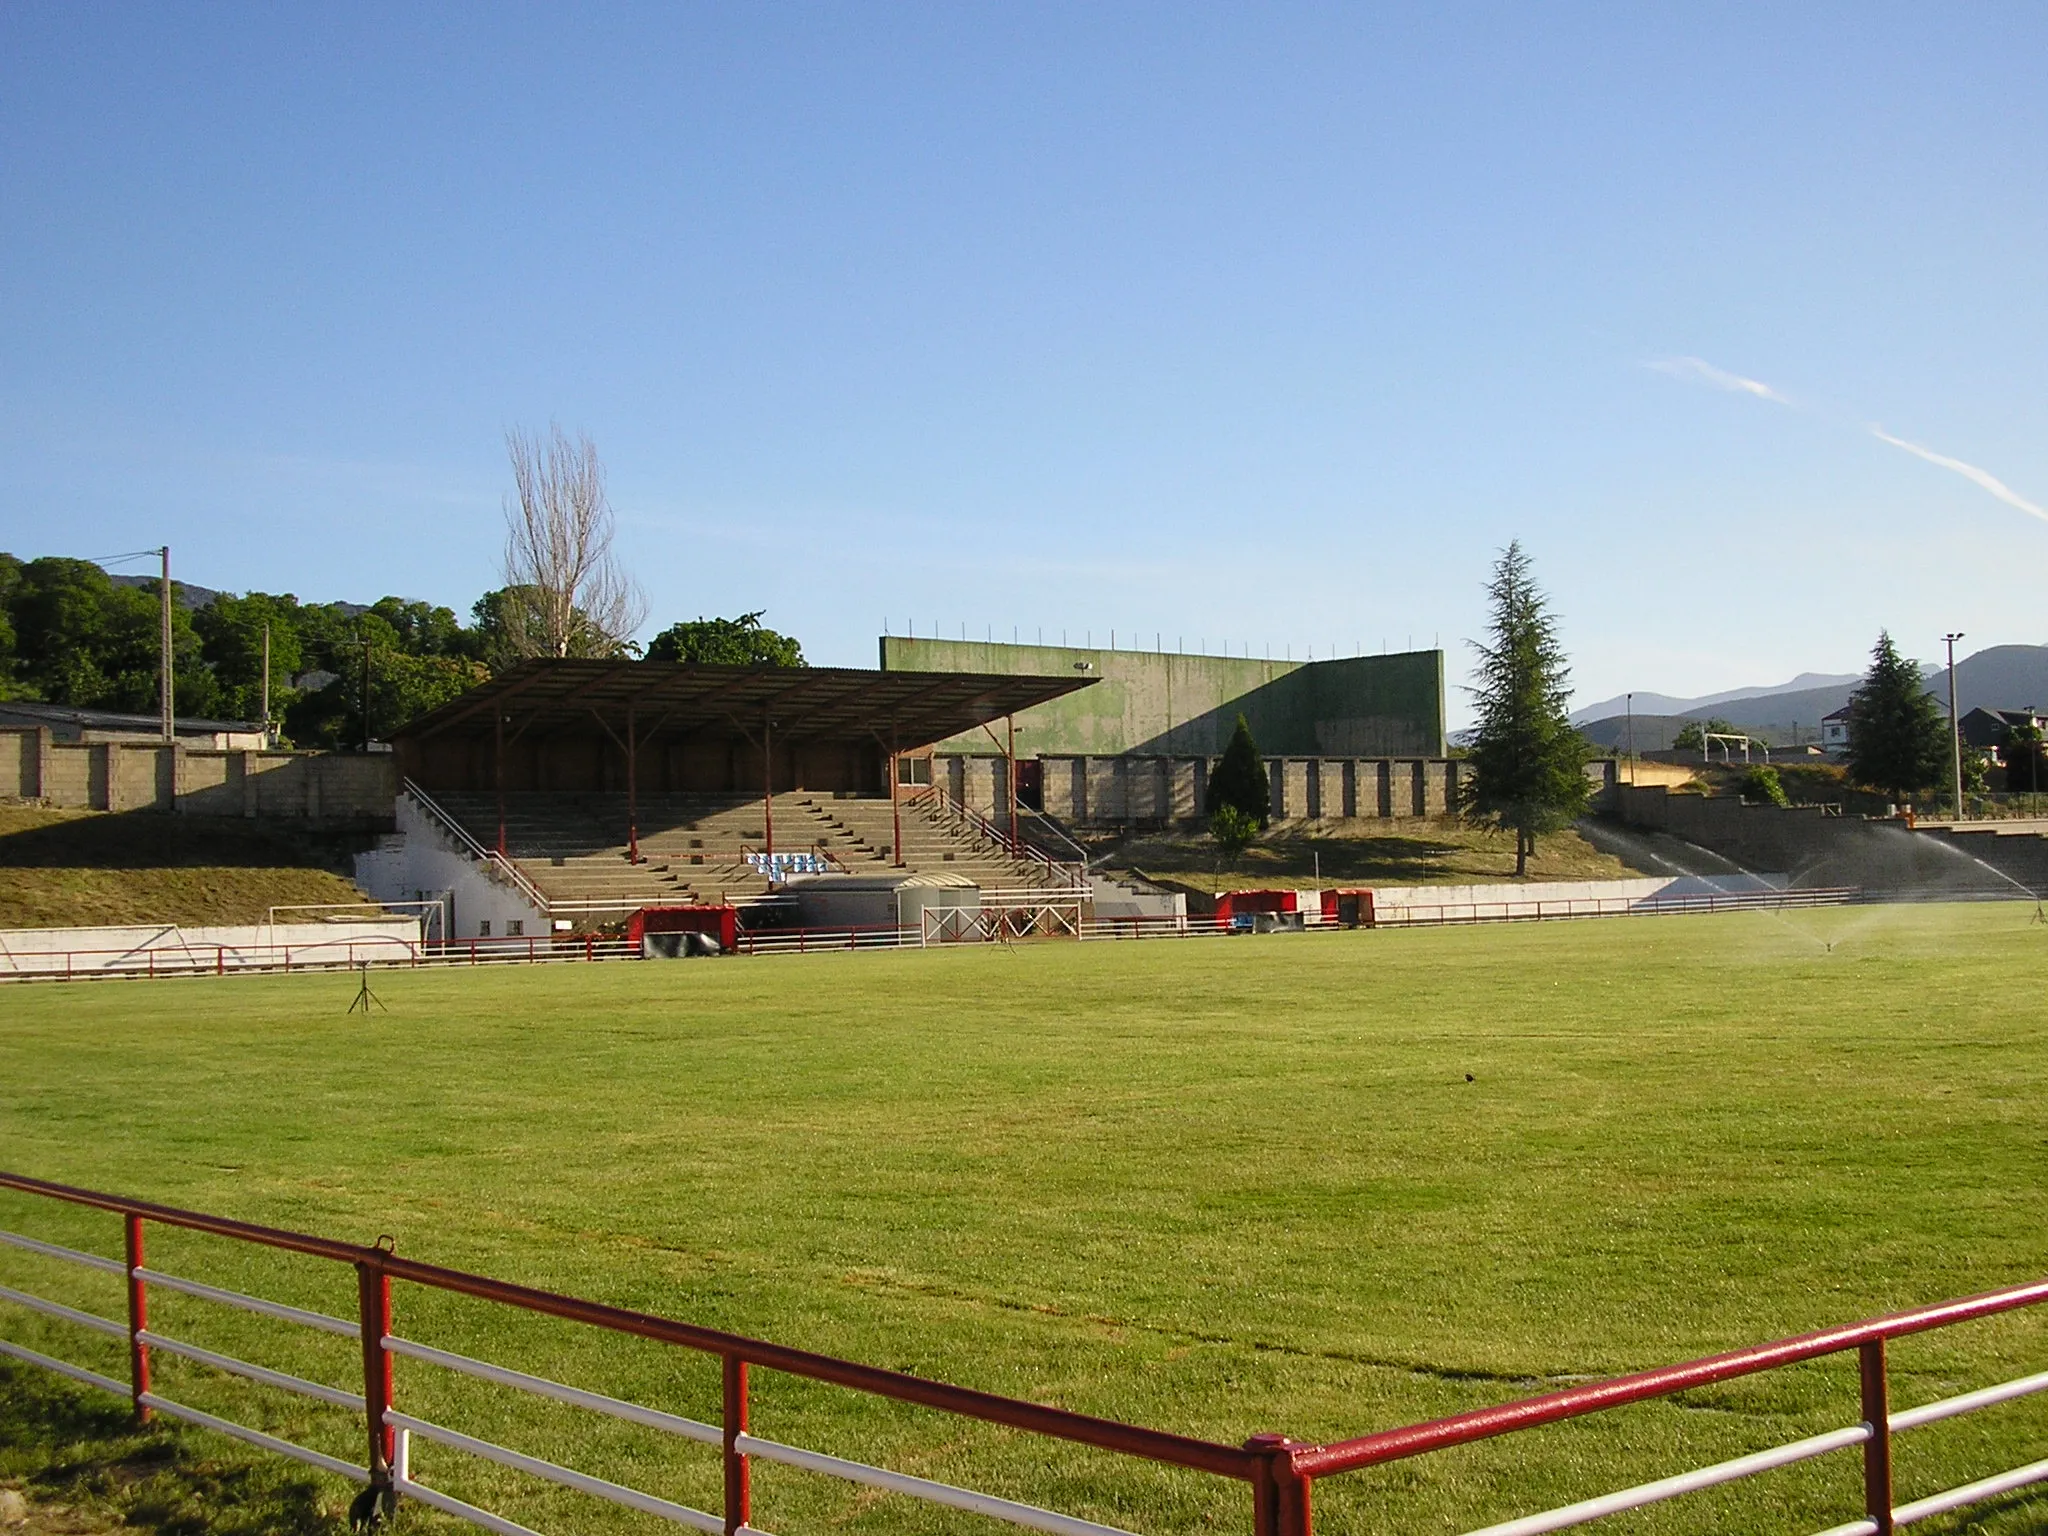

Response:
(878, 638), (1443, 757)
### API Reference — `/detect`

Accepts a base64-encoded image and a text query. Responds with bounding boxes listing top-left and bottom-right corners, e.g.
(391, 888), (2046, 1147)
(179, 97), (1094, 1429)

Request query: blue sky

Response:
(3, 4), (2043, 724)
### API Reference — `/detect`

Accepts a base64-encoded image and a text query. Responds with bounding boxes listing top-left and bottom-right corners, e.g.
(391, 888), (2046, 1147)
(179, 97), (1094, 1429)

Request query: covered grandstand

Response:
(382, 660), (1098, 925)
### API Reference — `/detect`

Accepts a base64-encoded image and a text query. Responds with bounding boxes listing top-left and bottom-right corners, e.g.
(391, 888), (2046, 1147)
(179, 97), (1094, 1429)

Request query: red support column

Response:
(890, 723), (903, 868)
(357, 1261), (395, 1488)
(123, 1215), (151, 1422)
(722, 1355), (751, 1536)
(762, 711), (774, 858)
(1006, 714), (1019, 854)
(1861, 1339), (1894, 1535)
(626, 702), (640, 864)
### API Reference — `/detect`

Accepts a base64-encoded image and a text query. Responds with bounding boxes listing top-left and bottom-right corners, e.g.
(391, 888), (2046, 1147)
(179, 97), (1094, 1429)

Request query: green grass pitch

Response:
(2, 904), (2047, 1535)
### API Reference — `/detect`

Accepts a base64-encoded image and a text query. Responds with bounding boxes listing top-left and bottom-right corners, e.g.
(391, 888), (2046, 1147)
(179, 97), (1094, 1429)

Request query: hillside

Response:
(0, 807), (373, 929)
(1579, 642), (2048, 749)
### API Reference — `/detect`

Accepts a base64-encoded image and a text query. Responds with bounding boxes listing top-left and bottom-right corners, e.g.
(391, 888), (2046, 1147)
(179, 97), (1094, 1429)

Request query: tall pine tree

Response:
(1205, 714), (1271, 826)
(1465, 542), (1589, 877)
(1845, 632), (1949, 803)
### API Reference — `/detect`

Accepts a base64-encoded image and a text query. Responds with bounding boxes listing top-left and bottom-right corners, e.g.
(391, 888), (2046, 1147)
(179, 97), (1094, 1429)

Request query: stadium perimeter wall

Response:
(1612, 784), (2027, 892)
(879, 638), (1445, 757)
(0, 726), (396, 829)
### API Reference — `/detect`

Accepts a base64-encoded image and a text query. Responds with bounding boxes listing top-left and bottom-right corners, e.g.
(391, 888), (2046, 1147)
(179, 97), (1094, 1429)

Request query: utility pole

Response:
(260, 623), (272, 746)
(1625, 693), (1635, 785)
(158, 546), (174, 741)
(359, 634), (374, 753)
(1943, 632), (1966, 818)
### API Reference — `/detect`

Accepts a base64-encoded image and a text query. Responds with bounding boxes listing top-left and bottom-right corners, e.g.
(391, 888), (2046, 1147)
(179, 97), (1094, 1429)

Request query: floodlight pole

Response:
(260, 623), (272, 746)
(1625, 693), (1634, 785)
(1944, 632), (1966, 818)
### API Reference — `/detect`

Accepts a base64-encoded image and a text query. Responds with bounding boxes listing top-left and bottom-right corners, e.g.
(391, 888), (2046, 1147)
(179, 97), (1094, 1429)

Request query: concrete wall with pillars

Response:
(0, 726), (397, 827)
(944, 753), (1617, 827)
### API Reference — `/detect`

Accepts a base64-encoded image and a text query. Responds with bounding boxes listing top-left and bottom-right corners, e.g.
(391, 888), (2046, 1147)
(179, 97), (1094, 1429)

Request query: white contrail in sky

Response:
(1653, 353), (2046, 528)
(1867, 426), (2048, 526)
(1648, 356), (1793, 405)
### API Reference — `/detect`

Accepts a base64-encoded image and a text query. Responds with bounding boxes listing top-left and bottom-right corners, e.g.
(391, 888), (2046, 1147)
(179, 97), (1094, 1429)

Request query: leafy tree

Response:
(0, 554), (21, 698)
(1463, 541), (1590, 877)
(194, 591), (309, 725)
(1204, 714), (1270, 827)
(645, 611), (805, 667)
(284, 638), (487, 748)
(1740, 765), (1789, 806)
(1845, 632), (1948, 802)
(1672, 717), (1737, 753)
(2005, 723), (2047, 795)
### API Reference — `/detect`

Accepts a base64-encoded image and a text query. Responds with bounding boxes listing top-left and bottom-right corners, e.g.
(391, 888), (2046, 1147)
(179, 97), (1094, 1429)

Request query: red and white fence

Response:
(4, 1171), (2048, 1535)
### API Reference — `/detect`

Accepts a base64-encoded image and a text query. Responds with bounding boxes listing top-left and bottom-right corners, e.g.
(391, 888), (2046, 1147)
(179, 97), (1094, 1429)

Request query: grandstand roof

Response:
(391, 658), (1097, 750)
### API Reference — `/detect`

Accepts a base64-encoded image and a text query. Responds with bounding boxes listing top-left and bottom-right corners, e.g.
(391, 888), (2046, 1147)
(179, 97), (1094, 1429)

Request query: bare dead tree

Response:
(499, 424), (647, 658)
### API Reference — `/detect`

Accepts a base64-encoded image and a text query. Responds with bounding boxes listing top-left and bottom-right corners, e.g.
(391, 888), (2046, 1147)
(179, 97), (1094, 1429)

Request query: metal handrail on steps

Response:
(910, 787), (1086, 885)
(400, 780), (552, 914)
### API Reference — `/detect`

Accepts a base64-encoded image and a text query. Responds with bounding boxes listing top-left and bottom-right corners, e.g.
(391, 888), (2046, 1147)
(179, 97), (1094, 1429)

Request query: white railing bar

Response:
(138, 1328), (364, 1410)
(388, 1410), (723, 1534)
(1808, 1520), (1879, 1536)
(133, 1267), (360, 1337)
(0, 1228), (127, 1275)
(0, 1336), (129, 1396)
(1454, 1424), (1872, 1536)
(381, 1334), (721, 1445)
(1893, 1455), (2048, 1526)
(732, 1432), (1141, 1536)
(393, 1475), (547, 1536)
(138, 1391), (367, 1482)
(0, 1282), (127, 1338)
(1891, 1367), (2048, 1432)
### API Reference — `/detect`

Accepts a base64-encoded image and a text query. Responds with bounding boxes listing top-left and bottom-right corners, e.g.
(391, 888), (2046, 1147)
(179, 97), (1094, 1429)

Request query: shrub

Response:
(1740, 765), (1790, 807)
(1210, 804), (1260, 854)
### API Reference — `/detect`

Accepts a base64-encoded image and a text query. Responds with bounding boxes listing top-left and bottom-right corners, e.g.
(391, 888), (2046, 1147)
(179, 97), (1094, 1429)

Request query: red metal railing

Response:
(6, 1170), (2048, 1534)
(0, 1172), (1265, 1536)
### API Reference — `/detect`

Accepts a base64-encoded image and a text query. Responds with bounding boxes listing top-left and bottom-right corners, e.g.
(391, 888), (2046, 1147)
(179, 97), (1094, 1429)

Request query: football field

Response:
(2, 904), (2045, 1535)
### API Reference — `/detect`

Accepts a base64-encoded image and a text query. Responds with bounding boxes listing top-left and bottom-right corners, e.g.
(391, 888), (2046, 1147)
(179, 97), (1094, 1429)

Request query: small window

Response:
(477, 921), (491, 937)
(507, 920), (524, 937)
(898, 757), (933, 786)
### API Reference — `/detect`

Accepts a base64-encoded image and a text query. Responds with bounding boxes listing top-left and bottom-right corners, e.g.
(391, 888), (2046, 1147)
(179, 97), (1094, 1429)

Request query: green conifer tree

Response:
(1845, 632), (1949, 803)
(1205, 714), (1271, 827)
(1464, 542), (1590, 877)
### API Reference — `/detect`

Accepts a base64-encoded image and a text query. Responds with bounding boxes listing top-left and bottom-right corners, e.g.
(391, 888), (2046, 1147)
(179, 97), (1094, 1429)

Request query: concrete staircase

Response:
(424, 791), (1069, 918)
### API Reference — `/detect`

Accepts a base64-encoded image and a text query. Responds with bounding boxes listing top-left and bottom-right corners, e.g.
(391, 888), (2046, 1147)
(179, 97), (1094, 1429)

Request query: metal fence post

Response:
(1246, 1435), (1311, 1536)
(358, 1259), (395, 1488)
(723, 1354), (751, 1535)
(123, 1214), (150, 1422)
(1861, 1338), (1894, 1535)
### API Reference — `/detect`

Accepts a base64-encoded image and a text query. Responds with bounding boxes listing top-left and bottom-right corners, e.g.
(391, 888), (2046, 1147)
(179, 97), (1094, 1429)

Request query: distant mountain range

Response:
(1575, 644), (2048, 751)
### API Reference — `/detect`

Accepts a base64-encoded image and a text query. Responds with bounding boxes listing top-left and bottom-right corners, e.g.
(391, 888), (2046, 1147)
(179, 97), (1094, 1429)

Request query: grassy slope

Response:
(1, 907), (2045, 1535)
(1106, 816), (1644, 894)
(0, 807), (367, 928)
